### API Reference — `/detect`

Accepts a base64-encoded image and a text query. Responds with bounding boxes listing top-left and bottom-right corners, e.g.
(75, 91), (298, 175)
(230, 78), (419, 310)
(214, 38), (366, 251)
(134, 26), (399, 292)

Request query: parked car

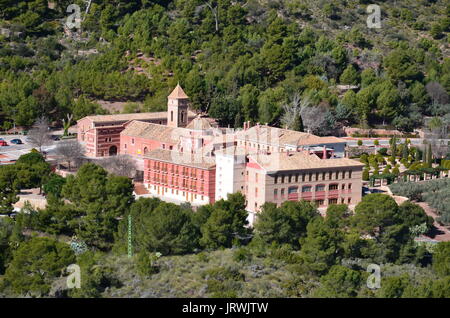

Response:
(10, 139), (23, 144)
(0, 140), (8, 146)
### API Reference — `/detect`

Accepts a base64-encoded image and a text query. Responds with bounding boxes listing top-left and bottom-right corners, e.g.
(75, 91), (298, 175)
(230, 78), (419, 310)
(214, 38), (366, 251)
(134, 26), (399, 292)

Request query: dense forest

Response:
(0, 155), (449, 297)
(0, 0), (449, 134)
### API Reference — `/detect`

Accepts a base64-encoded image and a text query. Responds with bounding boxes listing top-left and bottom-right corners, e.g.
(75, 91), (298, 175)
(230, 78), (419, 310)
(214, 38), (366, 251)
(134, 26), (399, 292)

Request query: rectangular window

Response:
(342, 184), (345, 190)
(329, 198), (338, 204)
(316, 184), (325, 192)
(281, 188), (285, 198)
(302, 186), (312, 193)
(281, 176), (285, 183)
(349, 170), (352, 178)
(329, 184), (339, 191)
(274, 176), (278, 184)
(288, 186), (298, 194)
(348, 183), (352, 189)
(274, 189), (278, 199)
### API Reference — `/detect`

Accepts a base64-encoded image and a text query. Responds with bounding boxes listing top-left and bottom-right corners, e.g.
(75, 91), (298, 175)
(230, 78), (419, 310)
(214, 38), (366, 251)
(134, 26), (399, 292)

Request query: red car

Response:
(0, 140), (8, 146)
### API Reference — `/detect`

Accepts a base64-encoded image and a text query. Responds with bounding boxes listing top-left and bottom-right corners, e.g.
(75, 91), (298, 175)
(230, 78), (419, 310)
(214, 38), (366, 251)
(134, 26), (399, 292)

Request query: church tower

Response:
(167, 84), (189, 128)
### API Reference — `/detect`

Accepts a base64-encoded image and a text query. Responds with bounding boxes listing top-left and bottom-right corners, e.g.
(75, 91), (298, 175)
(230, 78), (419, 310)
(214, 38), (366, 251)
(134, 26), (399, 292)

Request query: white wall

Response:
(215, 152), (246, 201)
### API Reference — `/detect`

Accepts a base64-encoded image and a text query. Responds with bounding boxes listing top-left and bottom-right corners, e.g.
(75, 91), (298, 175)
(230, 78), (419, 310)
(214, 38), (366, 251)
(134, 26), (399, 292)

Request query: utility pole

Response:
(128, 214), (133, 258)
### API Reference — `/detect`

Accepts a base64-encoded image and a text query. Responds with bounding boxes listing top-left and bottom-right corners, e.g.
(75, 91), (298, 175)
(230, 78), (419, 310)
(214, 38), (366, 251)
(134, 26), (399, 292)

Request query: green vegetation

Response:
(0, 0), (449, 133)
(390, 178), (450, 224)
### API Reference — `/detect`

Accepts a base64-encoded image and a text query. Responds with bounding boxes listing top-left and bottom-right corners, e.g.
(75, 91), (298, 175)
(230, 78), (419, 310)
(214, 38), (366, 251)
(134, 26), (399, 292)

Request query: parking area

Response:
(0, 134), (58, 164)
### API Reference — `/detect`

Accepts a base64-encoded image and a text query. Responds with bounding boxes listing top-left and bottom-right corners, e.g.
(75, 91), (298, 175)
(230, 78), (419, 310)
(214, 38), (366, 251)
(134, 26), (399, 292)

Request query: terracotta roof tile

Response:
(236, 125), (346, 147)
(186, 116), (218, 130)
(144, 148), (216, 169)
(249, 150), (364, 173)
(120, 121), (180, 144)
(82, 110), (196, 124)
(168, 84), (189, 99)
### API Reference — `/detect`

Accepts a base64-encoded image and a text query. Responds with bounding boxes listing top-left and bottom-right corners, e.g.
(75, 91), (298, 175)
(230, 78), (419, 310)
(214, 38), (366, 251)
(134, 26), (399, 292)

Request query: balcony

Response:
(301, 192), (313, 199)
(328, 190), (339, 197)
(314, 191), (326, 199)
(288, 193), (299, 201)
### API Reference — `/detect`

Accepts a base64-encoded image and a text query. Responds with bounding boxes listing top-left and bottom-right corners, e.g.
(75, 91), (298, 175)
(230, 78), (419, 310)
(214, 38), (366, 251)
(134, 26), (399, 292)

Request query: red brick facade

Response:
(144, 158), (216, 204)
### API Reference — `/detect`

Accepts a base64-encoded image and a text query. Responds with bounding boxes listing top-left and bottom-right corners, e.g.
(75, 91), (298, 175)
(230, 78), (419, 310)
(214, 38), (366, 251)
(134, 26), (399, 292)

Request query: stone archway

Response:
(109, 145), (118, 156)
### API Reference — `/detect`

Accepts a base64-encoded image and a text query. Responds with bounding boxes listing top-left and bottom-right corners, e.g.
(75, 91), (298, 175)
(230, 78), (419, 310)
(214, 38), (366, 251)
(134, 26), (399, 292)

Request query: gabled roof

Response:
(84, 112), (168, 124)
(120, 121), (179, 144)
(81, 110), (197, 125)
(248, 150), (364, 173)
(168, 84), (189, 99)
(144, 148), (216, 169)
(186, 116), (218, 130)
(236, 125), (346, 147)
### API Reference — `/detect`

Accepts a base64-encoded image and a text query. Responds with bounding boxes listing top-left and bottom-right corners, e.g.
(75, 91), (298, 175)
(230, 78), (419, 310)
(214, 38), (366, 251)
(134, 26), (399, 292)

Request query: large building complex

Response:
(77, 85), (364, 221)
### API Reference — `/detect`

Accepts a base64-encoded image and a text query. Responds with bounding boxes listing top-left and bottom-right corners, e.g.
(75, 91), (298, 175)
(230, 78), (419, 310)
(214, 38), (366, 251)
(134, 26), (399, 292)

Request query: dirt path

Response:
(416, 201), (450, 242)
(380, 185), (450, 242)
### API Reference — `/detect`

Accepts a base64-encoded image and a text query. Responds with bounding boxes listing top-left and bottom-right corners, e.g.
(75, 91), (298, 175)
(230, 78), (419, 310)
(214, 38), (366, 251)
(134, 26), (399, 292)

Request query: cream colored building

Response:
(243, 150), (364, 223)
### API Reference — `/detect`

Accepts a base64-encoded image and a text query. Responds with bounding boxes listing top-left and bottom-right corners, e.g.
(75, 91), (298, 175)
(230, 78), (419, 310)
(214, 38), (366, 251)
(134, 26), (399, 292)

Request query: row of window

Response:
(274, 170), (353, 184)
(314, 198), (351, 205)
(273, 183), (352, 197)
(151, 162), (206, 179)
(152, 185), (205, 201)
(151, 174), (205, 192)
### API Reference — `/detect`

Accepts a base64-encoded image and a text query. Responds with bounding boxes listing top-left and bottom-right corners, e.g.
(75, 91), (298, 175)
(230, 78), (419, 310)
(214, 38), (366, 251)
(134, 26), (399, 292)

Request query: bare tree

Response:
(27, 117), (53, 153)
(97, 155), (137, 179)
(281, 94), (310, 130)
(281, 94), (332, 135)
(55, 140), (85, 171)
(426, 82), (449, 106)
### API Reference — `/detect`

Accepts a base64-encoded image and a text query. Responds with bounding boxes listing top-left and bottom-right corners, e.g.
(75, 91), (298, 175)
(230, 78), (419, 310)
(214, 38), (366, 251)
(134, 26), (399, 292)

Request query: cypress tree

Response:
(292, 113), (304, 132)
(402, 143), (409, 160)
(426, 144), (432, 167)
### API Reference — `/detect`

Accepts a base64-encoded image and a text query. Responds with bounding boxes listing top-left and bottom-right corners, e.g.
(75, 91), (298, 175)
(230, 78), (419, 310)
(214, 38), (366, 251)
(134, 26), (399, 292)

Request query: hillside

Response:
(0, 0), (449, 134)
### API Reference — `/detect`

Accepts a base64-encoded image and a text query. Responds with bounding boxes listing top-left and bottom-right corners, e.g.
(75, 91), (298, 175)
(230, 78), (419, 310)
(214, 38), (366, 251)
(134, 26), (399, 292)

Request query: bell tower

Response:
(167, 83), (189, 128)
